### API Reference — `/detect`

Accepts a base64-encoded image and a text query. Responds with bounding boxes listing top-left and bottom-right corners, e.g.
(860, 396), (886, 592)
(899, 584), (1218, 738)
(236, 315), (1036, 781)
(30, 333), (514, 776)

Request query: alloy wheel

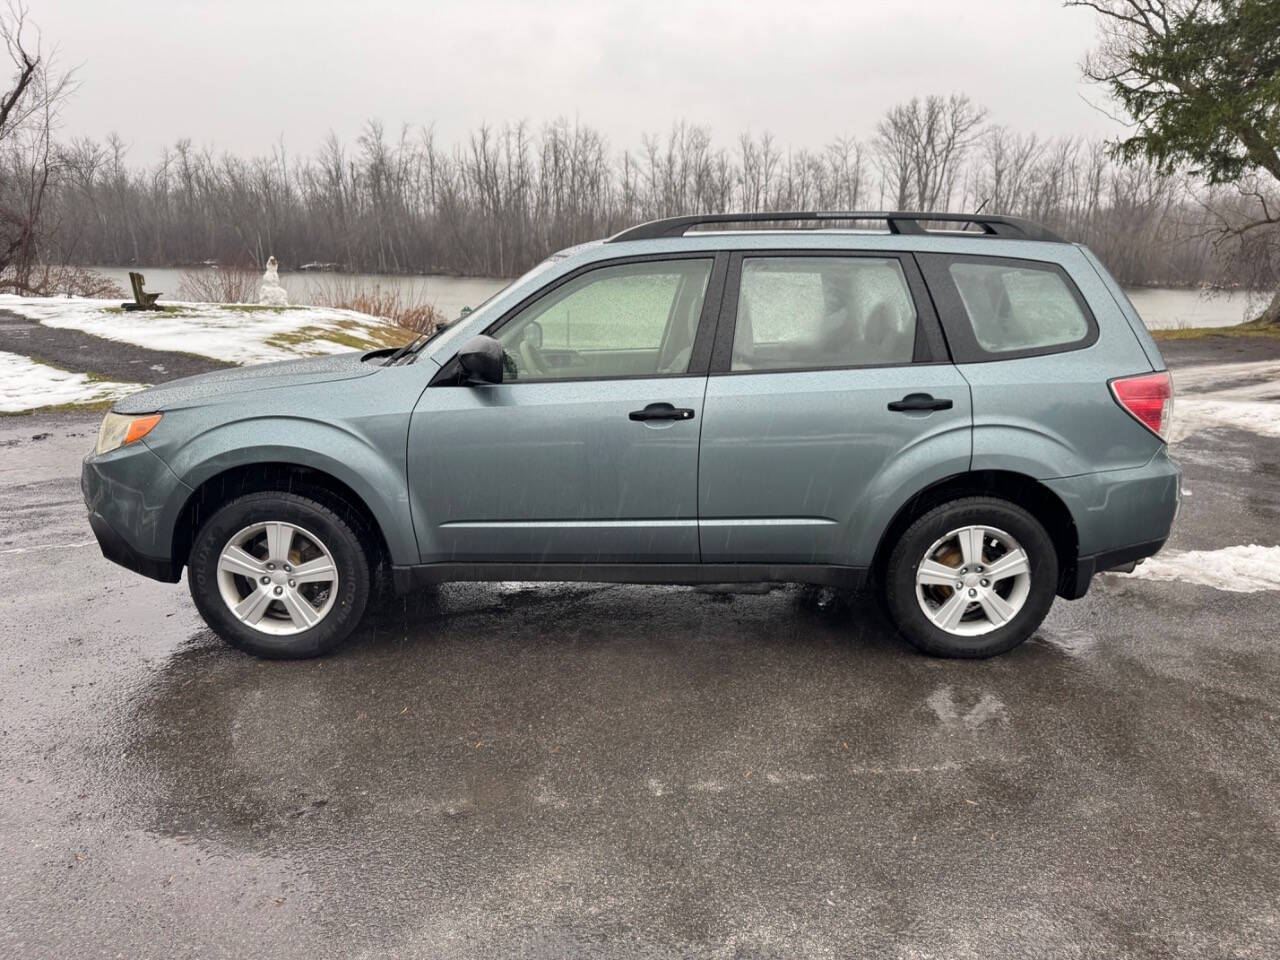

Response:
(914, 524), (1032, 636)
(215, 521), (339, 635)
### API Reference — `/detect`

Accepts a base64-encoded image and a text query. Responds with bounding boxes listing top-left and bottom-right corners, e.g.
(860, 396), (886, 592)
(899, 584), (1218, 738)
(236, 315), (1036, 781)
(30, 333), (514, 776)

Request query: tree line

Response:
(37, 102), (1248, 289)
(4, 1), (1279, 320)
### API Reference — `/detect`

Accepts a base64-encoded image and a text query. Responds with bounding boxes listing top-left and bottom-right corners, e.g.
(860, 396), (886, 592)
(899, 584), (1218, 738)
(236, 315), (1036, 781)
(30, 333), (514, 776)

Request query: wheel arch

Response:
(869, 470), (1081, 598)
(171, 461), (397, 577)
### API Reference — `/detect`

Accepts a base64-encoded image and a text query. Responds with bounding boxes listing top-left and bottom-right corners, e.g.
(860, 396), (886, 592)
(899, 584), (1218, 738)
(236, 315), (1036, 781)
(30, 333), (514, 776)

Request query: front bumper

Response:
(81, 442), (191, 583)
(86, 509), (181, 582)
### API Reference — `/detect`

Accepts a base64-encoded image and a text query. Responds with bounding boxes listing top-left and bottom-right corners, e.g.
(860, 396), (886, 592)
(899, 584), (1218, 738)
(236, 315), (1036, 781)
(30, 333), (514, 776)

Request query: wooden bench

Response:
(122, 271), (162, 311)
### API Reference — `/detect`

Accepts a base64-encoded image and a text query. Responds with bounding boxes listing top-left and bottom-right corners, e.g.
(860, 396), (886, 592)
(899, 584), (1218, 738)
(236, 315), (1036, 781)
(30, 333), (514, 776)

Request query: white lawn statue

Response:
(259, 256), (289, 306)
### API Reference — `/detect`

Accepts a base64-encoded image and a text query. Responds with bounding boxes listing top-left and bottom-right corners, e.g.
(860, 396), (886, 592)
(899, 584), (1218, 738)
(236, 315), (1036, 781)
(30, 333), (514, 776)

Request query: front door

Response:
(697, 253), (972, 568)
(409, 255), (721, 565)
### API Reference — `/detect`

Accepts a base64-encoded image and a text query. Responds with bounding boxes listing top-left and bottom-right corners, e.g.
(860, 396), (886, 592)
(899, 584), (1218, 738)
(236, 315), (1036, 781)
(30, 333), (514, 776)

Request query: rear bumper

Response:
(1047, 446), (1180, 600)
(1059, 536), (1166, 600)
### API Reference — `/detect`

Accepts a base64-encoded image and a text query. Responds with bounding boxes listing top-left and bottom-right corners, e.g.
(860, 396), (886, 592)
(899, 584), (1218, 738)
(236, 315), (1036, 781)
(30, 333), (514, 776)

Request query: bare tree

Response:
(34, 110), (1240, 291)
(874, 95), (987, 212)
(0, 2), (74, 292)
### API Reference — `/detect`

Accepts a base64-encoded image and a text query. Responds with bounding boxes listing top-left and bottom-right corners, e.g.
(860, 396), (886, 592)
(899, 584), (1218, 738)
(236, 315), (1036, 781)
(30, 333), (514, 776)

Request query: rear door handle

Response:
(887, 393), (953, 412)
(629, 402), (696, 422)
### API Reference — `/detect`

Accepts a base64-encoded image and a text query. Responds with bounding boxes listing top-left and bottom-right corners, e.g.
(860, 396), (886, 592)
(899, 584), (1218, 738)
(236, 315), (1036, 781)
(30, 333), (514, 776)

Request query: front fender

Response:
(147, 414), (418, 565)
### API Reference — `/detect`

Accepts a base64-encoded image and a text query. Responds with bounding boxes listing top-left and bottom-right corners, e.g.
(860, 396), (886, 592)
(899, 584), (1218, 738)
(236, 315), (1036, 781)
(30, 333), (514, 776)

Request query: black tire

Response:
(884, 497), (1058, 659)
(188, 491), (372, 659)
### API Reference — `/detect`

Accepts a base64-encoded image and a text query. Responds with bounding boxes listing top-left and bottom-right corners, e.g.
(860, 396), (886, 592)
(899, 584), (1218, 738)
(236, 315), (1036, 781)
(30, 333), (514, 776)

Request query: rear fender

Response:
(840, 422), (972, 567)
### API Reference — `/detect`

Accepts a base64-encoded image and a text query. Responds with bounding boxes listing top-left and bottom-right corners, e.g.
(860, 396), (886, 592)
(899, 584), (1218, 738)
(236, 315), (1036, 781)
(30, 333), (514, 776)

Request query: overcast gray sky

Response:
(36, 0), (1121, 162)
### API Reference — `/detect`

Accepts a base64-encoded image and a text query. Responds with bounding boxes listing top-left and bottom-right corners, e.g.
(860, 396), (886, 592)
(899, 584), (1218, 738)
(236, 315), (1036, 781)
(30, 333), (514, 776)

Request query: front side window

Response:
(731, 257), (917, 371)
(496, 259), (713, 381)
(948, 261), (1089, 353)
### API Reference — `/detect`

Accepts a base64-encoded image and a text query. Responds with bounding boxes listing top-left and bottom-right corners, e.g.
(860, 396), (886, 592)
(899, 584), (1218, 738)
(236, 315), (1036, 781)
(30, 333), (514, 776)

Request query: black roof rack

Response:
(606, 211), (1065, 244)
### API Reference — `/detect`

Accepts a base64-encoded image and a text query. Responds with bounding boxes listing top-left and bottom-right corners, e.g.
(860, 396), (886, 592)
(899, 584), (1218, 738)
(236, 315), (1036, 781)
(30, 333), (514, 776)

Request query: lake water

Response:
(93, 265), (1265, 331)
(94, 266), (509, 326)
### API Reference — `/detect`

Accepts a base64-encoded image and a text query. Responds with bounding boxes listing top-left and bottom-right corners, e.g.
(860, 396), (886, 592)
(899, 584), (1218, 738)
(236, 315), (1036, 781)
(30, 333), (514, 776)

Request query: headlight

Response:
(95, 412), (163, 455)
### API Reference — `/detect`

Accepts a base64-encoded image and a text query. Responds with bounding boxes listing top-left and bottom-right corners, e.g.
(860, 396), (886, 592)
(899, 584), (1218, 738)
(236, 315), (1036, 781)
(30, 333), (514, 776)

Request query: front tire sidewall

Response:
(886, 498), (1058, 659)
(189, 493), (370, 659)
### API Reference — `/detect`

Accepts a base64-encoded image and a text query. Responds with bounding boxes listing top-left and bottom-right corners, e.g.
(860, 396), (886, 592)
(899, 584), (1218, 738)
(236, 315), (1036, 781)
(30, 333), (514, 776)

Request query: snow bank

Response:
(1114, 544), (1280, 593)
(0, 350), (142, 412)
(1170, 359), (1280, 443)
(0, 294), (398, 365)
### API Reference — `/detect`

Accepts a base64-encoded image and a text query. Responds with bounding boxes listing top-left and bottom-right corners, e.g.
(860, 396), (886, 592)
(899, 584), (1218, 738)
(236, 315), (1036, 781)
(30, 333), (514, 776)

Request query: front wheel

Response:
(188, 491), (372, 658)
(884, 497), (1058, 658)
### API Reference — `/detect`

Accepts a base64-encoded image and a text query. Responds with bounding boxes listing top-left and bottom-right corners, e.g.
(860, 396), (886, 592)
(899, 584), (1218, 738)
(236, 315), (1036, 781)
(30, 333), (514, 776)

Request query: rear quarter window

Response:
(950, 262), (1088, 352)
(917, 254), (1098, 362)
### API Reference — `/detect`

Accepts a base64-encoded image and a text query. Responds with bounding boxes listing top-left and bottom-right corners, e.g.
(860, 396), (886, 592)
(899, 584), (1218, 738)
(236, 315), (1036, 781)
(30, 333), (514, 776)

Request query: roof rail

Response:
(606, 211), (1065, 244)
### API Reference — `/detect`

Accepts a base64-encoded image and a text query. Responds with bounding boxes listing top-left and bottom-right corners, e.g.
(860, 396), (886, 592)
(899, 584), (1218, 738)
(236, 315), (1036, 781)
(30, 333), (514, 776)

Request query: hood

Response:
(113, 351), (380, 413)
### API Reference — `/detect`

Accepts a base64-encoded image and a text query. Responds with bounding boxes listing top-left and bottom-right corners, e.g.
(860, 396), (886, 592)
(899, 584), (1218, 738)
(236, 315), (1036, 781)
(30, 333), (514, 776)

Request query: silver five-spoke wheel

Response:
(914, 524), (1031, 636)
(216, 521), (339, 636)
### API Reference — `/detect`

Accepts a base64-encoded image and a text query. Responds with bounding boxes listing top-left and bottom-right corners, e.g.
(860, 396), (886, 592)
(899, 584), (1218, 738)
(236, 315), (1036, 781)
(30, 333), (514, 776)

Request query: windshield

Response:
(417, 255), (566, 360)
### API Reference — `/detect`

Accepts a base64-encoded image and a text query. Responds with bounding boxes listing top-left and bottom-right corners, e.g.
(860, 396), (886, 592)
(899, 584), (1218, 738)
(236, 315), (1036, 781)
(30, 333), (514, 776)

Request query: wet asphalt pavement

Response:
(2, 345), (1279, 959)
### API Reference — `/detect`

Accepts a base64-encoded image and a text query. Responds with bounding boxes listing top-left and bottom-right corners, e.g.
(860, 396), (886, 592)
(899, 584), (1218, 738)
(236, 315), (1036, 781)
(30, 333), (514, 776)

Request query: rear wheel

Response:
(884, 497), (1058, 658)
(188, 492), (371, 658)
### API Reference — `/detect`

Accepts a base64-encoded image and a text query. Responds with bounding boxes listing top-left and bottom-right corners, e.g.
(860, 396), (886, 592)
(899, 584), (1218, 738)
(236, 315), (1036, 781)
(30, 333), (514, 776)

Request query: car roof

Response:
(609, 211), (1064, 243)
(557, 231), (1078, 271)
(546, 212), (1077, 270)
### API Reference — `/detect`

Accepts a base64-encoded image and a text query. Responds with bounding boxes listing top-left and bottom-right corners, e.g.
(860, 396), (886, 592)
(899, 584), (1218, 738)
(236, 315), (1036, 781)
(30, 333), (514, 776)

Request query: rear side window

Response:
(947, 260), (1089, 354)
(731, 257), (917, 371)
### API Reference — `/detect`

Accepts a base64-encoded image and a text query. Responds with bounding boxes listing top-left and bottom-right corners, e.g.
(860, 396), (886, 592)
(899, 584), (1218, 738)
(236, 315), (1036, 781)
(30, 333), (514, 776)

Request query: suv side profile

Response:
(82, 211), (1179, 659)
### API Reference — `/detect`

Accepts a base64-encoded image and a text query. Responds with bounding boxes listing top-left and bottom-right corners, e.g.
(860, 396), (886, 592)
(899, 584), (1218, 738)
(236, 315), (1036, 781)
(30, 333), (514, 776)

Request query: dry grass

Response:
(177, 265), (260, 304)
(1151, 322), (1280, 341)
(6, 265), (126, 298)
(305, 276), (445, 335)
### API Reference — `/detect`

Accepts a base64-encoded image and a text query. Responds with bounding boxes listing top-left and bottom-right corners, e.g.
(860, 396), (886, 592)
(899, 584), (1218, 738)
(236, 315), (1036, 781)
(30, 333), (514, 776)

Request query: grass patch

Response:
(265, 322), (410, 353)
(339, 319), (413, 349)
(103, 303), (299, 316)
(1151, 322), (1280, 341)
(211, 303), (300, 314)
(102, 305), (184, 315)
(0, 397), (115, 416)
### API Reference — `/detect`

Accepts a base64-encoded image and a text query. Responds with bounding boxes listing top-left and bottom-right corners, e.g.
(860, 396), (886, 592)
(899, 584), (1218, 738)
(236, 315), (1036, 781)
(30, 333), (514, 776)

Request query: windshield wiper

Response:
(383, 334), (428, 367)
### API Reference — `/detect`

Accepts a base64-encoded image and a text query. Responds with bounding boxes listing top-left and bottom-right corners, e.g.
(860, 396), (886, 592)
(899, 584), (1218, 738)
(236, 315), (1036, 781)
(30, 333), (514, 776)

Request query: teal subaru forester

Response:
(83, 212), (1179, 659)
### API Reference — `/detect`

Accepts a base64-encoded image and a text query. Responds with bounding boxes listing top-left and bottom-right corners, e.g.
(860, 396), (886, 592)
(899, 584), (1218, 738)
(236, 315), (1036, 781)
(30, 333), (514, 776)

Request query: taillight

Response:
(1110, 371), (1173, 440)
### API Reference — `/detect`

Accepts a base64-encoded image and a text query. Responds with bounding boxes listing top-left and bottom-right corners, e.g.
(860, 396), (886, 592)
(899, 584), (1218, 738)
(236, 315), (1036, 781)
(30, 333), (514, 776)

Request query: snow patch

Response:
(926, 687), (1007, 727)
(1174, 396), (1280, 442)
(1115, 544), (1280, 593)
(0, 294), (395, 365)
(764, 770), (818, 785)
(1172, 359), (1280, 393)
(1171, 360), (1280, 442)
(0, 351), (142, 412)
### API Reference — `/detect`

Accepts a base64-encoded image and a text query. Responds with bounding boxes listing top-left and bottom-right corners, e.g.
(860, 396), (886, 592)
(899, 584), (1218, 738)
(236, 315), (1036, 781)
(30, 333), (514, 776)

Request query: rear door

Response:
(697, 252), (972, 569)
(409, 254), (726, 565)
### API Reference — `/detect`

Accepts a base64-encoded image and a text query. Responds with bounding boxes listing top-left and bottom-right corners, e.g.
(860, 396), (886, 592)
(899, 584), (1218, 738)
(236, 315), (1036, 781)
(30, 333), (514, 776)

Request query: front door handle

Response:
(629, 402), (696, 422)
(887, 393), (953, 412)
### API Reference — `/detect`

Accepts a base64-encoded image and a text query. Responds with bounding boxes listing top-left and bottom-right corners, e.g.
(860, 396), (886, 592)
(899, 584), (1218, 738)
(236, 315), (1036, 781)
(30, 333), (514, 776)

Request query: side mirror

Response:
(456, 335), (504, 385)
